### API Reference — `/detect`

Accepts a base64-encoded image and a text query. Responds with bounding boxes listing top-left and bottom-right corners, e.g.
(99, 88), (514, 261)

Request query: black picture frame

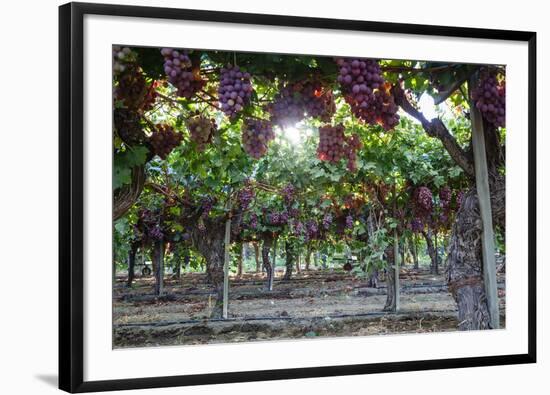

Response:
(59, 2), (537, 393)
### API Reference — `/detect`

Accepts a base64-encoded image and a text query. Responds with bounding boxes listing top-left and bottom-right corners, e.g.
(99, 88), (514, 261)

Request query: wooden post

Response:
(393, 183), (400, 312)
(470, 75), (499, 329)
(273, 238), (277, 278)
(223, 211), (231, 319)
(394, 230), (400, 312)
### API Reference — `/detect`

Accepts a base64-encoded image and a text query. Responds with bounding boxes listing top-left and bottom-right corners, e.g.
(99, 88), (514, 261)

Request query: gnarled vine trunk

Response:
(383, 247), (396, 311)
(113, 165), (146, 221)
(127, 244), (137, 287)
(262, 236), (274, 291)
(192, 220), (226, 318)
(253, 242), (261, 272)
(153, 241), (164, 296)
(237, 243), (243, 277)
(283, 239), (296, 281)
(409, 234), (419, 269)
(423, 229), (438, 274)
(446, 175), (505, 330)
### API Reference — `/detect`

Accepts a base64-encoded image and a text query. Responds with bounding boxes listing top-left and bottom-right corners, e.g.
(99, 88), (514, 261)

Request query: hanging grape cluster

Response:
(186, 115), (217, 151)
(268, 210), (290, 226)
(305, 220), (319, 241)
(335, 57), (399, 130)
(472, 69), (505, 128)
(410, 218), (424, 233)
(161, 48), (205, 99)
(439, 186), (452, 209)
(292, 220), (305, 237)
(116, 64), (159, 111)
(241, 119), (275, 159)
(316, 125), (362, 172)
(236, 185), (255, 210)
(266, 79), (335, 128)
(218, 65), (253, 119)
(281, 183), (296, 206)
(316, 124), (347, 162)
(247, 213), (258, 229)
(114, 108), (144, 145)
(149, 125), (183, 159)
(137, 209), (164, 242)
(322, 213), (333, 230)
(413, 186), (433, 218)
(345, 215), (354, 229)
(113, 46), (137, 75)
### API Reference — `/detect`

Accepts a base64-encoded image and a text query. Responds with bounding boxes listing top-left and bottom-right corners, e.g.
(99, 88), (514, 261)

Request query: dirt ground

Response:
(113, 268), (506, 348)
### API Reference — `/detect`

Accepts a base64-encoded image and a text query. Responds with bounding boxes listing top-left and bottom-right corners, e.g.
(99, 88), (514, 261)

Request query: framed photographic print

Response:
(59, 2), (537, 393)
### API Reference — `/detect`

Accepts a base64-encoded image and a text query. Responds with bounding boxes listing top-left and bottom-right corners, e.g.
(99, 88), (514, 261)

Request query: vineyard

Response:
(112, 46), (506, 347)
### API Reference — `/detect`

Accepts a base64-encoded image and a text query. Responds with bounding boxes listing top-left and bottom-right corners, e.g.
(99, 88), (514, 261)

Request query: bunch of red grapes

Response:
(345, 215), (354, 229)
(114, 108), (144, 145)
(267, 210), (289, 226)
(218, 65), (253, 118)
(410, 218), (424, 233)
(322, 213), (333, 230)
(281, 183), (295, 205)
(149, 125), (183, 159)
(439, 186), (452, 208)
(335, 57), (399, 131)
(316, 124), (347, 163)
(267, 79), (335, 127)
(161, 48), (205, 99)
(413, 186), (433, 218)
(241, 119), (275, 159)
(292, 220), (305, 237)
(317, 125), (363, 172)
(472, 69), (505, 129)
(248, 213), (258, 229)
(137, 209), (164, 242)
(305, 220), (319, 241)
(113, 46), (137, 75)
(237, 186), (255, 210)
(187, 115), (217, 151)
(115, 62), (159, 110)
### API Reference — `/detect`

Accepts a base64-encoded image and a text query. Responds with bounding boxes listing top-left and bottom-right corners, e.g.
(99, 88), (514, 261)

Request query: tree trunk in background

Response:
(237, 243), (243, 277)
(183, 251), (190, 273)
(423, 229), (437, 274)
(153, 241), (164, 296)
(434, 232), (439, 274)
(272, 238), (278, 280)
(383, 247), (396, 311)
(192, 221), (226, 318)
(305, 245), (312, 271)
(409, 234), (419, 269)
(253, 242), (261, 273)
(296, 254), (301, 273)
(283, 240), (295, 281)
(400, 242), (406, 269)
(367, 269), (379, 288)
(262, 236), (274, 291)
(127, 244), (137, 287)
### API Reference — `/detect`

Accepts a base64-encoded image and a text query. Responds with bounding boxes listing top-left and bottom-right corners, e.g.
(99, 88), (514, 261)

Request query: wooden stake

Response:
(223, 206), (231, 319)
(393, 183), (400, 312)
(470, 75), (499, 329)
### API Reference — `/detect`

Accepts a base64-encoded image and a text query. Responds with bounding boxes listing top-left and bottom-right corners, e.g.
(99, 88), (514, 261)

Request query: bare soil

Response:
(113, 268), (506, 348)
